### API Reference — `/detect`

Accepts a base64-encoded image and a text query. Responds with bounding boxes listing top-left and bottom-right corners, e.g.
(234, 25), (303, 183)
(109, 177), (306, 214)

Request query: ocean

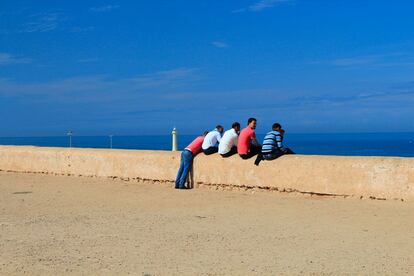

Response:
(1, 132), (414, 157)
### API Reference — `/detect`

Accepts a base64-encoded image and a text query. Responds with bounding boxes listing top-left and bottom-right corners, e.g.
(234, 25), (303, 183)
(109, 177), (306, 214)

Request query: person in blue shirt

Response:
(261, 123), (294, 161)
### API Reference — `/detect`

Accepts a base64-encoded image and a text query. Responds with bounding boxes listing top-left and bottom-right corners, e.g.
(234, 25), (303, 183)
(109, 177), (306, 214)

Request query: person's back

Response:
(186, 136), (205, 155)
(261, 123), (294, 161)
(175, 131), (208, 189)
(261, 130), (283, 154)
(237, 126), (254, 155)
(218, 122), (240, 157)
(202, 125), (224, 155)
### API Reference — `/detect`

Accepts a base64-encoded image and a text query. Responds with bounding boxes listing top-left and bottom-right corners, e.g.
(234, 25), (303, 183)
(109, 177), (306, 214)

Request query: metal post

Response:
(172, 127), (178, 151)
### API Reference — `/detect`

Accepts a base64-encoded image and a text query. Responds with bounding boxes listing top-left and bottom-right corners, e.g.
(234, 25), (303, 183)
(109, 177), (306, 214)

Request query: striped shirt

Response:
(261, 130), (283, 154)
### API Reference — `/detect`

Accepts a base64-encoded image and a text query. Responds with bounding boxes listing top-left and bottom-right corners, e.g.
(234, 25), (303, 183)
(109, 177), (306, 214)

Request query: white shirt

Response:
(218, 128), (238, 154)
(202, 129), (222, 150)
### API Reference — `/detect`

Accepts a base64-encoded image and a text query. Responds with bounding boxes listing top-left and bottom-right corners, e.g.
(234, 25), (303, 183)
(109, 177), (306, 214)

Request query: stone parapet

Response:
(0, 146), (413, 201)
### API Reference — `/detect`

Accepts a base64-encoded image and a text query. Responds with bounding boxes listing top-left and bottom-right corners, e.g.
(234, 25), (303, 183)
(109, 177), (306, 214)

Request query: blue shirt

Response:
(261, 130), (283, 154)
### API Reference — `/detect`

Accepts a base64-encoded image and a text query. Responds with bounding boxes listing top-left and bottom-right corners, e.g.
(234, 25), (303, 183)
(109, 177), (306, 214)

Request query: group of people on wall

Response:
(175, 118), (295, 189)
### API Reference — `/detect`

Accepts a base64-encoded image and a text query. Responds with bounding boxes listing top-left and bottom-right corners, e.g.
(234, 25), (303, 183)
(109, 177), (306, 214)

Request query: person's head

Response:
(202, 130), (209, 136)
(247, 118), (257, 129)
(216, 125), (224, 133)
(232, 122), (241, 133)
(272, 123), (282, 132)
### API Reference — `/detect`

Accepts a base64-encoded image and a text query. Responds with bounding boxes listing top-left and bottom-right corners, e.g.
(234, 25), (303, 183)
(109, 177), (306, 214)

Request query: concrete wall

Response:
(0, 145), (413, 201)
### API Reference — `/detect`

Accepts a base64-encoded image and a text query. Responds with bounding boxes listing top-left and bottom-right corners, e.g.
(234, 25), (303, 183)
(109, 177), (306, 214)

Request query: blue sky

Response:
(1, 0), (414, 136)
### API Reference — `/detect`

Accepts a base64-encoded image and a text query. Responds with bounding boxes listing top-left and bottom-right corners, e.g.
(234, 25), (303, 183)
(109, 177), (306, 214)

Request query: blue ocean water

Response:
(0, 133), (414, 157)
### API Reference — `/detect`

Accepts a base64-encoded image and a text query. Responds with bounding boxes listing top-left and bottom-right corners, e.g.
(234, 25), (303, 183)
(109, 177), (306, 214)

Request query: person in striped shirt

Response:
(261, 123), (294, 160)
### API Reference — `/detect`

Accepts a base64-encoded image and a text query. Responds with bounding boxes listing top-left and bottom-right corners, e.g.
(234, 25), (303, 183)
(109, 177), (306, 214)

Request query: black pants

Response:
(239, 144), (262, 160)
(263, 148), (295, 160)
(220, 146), (237, 158)
(203, 146), (218, 155)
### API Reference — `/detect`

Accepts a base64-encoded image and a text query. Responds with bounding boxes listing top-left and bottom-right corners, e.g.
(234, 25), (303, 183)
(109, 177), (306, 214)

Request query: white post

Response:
(109, 134), (113, 149)
(172, 127), (178, 151)
(67, 131), (73, 148)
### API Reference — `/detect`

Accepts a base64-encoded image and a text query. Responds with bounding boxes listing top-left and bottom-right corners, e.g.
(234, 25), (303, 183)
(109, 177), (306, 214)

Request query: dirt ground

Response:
(0, 171), (413, 275)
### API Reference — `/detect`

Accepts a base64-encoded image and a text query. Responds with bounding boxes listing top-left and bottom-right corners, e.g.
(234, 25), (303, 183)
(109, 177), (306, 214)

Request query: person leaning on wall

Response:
(175, 130), (208, 189)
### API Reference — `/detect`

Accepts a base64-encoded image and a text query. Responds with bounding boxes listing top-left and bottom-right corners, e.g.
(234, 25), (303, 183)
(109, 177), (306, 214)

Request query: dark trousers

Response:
(220, 146), (237, 158)
(263, 148), (295, 160)
(203, 146), (218, 155)
(239, 144), (262, 159)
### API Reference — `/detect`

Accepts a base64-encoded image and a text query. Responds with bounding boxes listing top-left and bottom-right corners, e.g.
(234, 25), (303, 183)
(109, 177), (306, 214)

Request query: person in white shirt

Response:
(219, 122), (240, 157)
(202, 125), (224, 155)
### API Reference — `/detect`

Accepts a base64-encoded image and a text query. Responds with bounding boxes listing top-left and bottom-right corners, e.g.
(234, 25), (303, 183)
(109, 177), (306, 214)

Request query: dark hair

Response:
(232, 122), (240, 129)
(272, 123), (282, 130)
(247, 118), (257, 125)
(203, 130), (209, 136)
(216, 125), (223, 130)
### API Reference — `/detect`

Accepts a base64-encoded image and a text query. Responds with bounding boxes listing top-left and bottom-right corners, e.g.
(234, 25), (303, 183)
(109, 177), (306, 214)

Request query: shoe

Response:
(179, 186), (190, 190)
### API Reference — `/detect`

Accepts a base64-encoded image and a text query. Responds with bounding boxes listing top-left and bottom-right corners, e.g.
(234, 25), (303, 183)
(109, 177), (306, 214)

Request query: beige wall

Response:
(0, 145), (413, 201)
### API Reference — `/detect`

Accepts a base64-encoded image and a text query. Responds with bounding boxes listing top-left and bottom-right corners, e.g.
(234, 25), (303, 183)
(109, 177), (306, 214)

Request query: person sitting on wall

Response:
(175, 131), (209, 189)
(218, 122), (240, 157)
(202, 125), (224, 155)
(261, 123), (295, 161)
(238, 118), (262, 162)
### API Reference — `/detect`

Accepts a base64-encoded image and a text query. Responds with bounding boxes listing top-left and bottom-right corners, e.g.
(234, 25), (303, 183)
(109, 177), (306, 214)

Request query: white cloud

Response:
(21, 12), (65, 33)
(0, 67), (199, 102)
(1, 11), (93, 34)
(90, 5), (120, 12)
(128, 68), (199, 88)
(233, 0), (292, 13)
(211, 41), (229, 48)
(331, 56), (378, 66)
(0, 53), (32, 66)
(312, 53), (414, 68)
(77, 58), (100, 63)
(249, 0), (291, 11)
(69, 26), (95, 33)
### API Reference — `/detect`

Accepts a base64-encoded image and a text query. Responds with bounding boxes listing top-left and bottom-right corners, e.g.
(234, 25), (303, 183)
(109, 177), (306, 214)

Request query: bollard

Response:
(172, 128), (178, 151)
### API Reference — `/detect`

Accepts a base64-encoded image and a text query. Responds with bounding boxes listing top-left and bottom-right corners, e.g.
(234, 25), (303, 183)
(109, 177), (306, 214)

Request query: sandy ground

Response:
(0, 171), (413, 275)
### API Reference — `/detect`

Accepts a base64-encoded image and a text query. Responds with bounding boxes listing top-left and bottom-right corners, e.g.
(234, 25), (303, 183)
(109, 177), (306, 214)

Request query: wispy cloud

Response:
(69, 26), (95, 33)
(232, 0), (292, 13)
(211, 41), (229, 48)
(77, 58), (100, 63)
(249, 0), (292, 11)
(21, 12), (66, 33)
(0, 53), (32, 66)
(312, 53), (414, 68)
(128, 68), (199, 88)
(290, 88), (414, 108)
(0, 10), (94, 34)
(331, 56), (377, 66)
(0, 67), (199, 102)
(90, 5), (120, 12)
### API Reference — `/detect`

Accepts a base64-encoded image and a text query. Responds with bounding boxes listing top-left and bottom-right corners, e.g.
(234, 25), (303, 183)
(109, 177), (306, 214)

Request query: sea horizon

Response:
(1, 132), (413, 158)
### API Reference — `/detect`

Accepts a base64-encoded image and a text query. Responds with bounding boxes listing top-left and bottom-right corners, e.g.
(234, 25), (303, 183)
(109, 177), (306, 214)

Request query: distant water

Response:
(0, 133), (414, 157)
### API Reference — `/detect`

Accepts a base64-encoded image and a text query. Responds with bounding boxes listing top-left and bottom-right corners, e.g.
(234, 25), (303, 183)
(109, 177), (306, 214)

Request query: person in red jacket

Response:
(175, 131), (208, 189)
